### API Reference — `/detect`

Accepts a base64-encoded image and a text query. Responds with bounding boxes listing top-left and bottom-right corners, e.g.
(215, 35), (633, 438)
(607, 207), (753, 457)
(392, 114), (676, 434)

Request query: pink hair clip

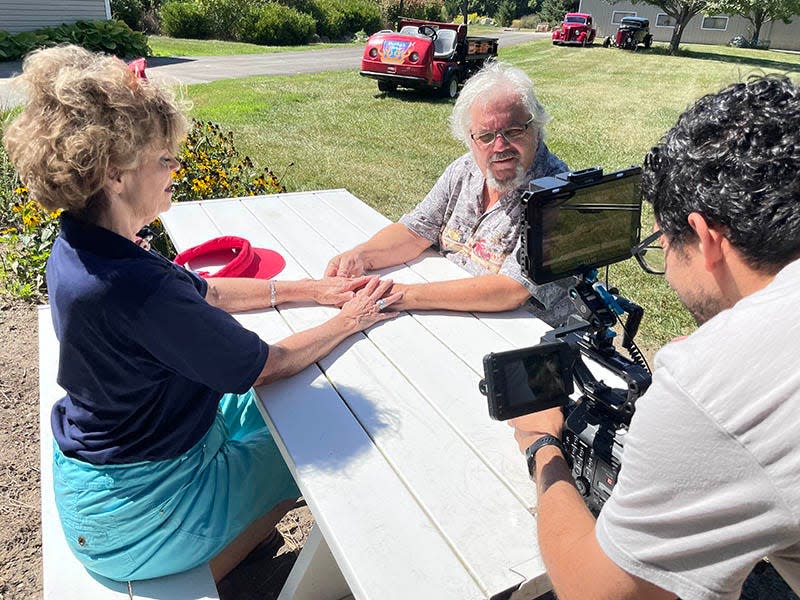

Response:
(127, 57), (148, 81)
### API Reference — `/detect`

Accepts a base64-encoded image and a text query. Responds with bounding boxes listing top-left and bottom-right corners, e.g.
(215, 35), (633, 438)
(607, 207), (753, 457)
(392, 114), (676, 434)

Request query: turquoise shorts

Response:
(52, 390), (300, 582)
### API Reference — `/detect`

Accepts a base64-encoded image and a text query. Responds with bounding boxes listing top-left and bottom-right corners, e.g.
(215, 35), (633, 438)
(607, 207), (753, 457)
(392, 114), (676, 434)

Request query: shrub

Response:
(196, 0), (256, 40)
(111, 0), (145, 30)
(495, 0), (516, 27)
(238, 3), (316, 45)
(380, 0), (443, 28)
(0, 20), (150, 61)
(512, 13), (540, 29)
(172, 121), (285, 203)
(338, 0), (382, 36)
(160, 2), (213, 39)
(276, 0), (379, 40)
(0, 138), (59, 300)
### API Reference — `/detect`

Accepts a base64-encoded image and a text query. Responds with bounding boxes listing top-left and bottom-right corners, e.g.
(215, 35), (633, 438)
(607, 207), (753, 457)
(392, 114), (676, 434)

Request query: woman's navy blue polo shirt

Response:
(47, 213), (269, 465)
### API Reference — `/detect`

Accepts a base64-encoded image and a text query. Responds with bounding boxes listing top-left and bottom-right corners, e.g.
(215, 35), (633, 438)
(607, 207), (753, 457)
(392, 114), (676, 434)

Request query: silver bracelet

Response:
(269, 281), (277, 307)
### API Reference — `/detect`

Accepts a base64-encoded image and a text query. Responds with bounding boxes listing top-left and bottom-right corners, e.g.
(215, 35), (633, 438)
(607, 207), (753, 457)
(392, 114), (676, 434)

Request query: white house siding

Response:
(0, 0), (110, 34)
(578, 0), (800, 51)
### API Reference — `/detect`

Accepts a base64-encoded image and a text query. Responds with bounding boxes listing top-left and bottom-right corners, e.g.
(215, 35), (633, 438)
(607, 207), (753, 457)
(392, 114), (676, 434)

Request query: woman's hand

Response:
(339, 276), (403, 332)
(311, 276), (371, 307)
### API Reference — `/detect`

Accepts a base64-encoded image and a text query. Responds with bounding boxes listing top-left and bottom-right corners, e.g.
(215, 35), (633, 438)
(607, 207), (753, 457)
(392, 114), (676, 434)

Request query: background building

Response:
(578, 0), (800, 51)
(0, 0), (110, 34)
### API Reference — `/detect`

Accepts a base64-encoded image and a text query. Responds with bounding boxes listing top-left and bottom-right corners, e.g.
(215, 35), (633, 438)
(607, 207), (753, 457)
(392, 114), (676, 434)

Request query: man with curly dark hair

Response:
(510, 75), (800, 600)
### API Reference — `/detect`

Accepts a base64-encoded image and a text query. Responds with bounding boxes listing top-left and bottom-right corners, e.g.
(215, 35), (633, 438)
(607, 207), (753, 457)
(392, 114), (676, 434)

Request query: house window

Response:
(611, 11), (636, 24)
(701, 15), (729, 30)
(655, 13), (676, 27)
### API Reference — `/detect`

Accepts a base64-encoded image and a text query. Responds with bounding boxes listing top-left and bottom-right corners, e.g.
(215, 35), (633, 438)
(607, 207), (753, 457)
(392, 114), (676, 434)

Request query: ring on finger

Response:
(375, 298), (386, 312)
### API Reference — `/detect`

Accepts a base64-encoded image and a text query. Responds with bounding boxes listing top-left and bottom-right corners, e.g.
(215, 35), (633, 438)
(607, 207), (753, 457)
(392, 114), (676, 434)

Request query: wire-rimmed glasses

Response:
(470, 116), (535, 147)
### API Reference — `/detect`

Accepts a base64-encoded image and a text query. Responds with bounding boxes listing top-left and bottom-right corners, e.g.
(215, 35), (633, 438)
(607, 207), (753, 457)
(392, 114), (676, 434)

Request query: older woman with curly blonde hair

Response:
(4, 45), (402, 583)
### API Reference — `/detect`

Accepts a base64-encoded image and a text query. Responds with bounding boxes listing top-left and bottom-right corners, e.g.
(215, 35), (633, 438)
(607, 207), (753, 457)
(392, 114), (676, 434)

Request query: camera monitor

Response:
(482, 341), (576, 421)
(521, 167), (642, 284)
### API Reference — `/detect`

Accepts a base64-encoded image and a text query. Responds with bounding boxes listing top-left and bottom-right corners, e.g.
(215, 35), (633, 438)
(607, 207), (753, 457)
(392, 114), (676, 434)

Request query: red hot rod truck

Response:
(551, 12), (596, 46)
(360, 18), (498, 98)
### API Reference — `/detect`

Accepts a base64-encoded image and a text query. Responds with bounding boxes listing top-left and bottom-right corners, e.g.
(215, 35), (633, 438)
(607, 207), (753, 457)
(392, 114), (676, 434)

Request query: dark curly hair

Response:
(642, 75), (800, 273)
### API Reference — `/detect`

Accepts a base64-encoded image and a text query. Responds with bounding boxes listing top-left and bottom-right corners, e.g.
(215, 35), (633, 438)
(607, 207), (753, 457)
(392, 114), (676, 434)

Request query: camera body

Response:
(480, 166), (650, 514)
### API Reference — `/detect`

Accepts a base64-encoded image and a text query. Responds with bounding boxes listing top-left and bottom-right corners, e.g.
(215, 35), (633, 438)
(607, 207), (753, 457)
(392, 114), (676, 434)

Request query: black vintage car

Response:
(603, 16), (653, 50)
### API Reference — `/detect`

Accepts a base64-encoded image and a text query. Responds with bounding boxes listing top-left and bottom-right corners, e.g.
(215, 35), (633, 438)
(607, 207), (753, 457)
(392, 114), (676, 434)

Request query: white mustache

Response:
(489, 151), (519, 163)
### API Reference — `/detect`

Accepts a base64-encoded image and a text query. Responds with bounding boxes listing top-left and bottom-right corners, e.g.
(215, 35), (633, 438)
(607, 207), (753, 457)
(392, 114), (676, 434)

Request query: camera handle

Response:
(542, 271), (652, 423)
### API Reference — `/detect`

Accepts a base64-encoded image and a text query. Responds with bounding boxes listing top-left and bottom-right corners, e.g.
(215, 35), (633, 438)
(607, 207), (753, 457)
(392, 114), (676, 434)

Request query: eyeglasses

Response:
(470, 116), (534, 147)
(631, 229), (665, 275)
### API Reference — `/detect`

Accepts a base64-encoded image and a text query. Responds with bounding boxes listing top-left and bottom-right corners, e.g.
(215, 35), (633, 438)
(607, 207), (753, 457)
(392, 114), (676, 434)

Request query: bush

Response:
(0, 134), (59, 300)
(196, 0), (256, 40)
(238, 3), (316, 45)
(173, 121), (285, 202)
(379, 0), (443, 28)
(728, 35), (770, 50)
(111, 0), (145, 30)
(512, 13), (540, 29)
(495, 0), (516, 27)
(337, 0), (382, 37)
(160, 2), (213, 39)
(0, 20), (150, 61)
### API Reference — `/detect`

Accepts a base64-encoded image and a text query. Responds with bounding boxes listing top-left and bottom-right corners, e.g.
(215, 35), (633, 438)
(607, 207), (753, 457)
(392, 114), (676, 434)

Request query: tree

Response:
(496, 0), (517, 24)
(705, 0), (800, 45)
(611, 0), (707, 54)
(539, 0), (572, 27)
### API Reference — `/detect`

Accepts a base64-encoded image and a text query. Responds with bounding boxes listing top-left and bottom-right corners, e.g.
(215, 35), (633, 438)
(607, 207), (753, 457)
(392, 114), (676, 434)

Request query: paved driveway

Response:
(0, 30), (545, 105)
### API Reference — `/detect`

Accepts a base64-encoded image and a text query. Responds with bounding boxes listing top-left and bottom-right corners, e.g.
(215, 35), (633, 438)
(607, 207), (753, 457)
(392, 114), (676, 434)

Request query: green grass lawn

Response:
(183, 40), (800, 349)
(148, 35), (358, 57)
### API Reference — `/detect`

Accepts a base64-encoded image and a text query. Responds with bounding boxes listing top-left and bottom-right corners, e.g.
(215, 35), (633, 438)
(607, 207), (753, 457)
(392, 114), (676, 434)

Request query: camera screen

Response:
(502, 353), (569, 408)
(484, 342), (575, 421)
(524, 169), (642, 283)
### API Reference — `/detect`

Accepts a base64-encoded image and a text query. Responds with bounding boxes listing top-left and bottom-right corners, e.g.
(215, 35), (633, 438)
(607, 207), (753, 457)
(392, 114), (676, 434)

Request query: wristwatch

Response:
(525, 435), (564, 478)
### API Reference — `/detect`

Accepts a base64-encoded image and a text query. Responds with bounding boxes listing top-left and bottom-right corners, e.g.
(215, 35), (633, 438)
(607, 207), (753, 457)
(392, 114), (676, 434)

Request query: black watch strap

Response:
(525, 435), (564, 478)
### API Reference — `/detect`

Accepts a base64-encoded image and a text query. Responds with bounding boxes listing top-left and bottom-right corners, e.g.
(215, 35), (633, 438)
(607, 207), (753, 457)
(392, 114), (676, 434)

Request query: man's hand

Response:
(324, 250), (367, 278)
(311, 276), (371, 307)
(509, 407), (565, 454)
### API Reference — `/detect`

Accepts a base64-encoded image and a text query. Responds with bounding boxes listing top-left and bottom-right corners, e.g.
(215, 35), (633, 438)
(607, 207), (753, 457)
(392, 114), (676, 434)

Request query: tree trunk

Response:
(668, 9), (689, 55)
(750, 8), (765, 46)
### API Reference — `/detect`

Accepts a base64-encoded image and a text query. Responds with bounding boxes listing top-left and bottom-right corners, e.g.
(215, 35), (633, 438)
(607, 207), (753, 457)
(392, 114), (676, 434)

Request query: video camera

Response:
(479, 166), (651, 514)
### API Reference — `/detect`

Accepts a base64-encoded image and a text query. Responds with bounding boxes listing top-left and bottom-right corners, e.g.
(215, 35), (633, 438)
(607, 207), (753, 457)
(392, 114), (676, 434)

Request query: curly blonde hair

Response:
(3, 45), (189, 214)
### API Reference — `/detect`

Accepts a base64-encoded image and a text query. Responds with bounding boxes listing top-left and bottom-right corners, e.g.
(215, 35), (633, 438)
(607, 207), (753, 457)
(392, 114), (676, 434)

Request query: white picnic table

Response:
(159, 188), (556, 600)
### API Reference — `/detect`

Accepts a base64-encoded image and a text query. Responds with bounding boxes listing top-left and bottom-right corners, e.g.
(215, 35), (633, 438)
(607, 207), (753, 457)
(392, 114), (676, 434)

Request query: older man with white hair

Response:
(325, 61), (572, 322)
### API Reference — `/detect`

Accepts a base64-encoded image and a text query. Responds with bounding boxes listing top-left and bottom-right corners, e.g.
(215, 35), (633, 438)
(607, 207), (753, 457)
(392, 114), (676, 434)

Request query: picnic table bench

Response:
(39, 188), (564, 599)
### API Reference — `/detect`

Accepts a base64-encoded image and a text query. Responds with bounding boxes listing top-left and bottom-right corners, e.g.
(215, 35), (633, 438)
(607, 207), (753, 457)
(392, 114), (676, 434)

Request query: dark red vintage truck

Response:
(551, 12), (596, 46)
(359, 18), (498, 98)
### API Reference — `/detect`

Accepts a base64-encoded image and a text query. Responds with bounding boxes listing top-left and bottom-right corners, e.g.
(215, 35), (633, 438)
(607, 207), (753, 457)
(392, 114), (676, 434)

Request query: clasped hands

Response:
(322, 249), (404, 312)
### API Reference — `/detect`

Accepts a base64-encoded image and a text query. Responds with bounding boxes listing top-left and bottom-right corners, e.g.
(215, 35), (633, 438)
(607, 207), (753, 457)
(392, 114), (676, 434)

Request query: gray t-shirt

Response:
(596, 257), (800, 600)
(399, 142), (573, 325)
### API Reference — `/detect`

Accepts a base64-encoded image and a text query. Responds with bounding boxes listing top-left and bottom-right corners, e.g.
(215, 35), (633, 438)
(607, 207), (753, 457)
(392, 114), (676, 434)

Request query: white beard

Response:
(485, 161), (527, 194)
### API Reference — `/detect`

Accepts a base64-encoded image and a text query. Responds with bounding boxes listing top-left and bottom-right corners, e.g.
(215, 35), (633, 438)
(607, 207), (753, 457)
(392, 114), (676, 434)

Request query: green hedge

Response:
(239, 3), (316, 45)
(0, 20), (150, 61)
(158, 0), (380, 43)
(160, 2), (213, 39)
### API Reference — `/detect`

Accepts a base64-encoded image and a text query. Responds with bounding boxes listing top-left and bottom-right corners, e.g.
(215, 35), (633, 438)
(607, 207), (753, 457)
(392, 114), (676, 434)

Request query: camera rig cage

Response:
(480, 166), (653, 514)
